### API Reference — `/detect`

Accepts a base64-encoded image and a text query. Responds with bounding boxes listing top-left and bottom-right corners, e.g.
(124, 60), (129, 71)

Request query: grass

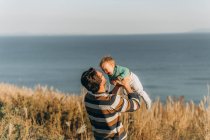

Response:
(0, 83), (210, 140)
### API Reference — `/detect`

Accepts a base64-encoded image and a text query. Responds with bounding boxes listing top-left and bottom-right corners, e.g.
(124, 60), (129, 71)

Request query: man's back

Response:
(84, 91), (141, 140)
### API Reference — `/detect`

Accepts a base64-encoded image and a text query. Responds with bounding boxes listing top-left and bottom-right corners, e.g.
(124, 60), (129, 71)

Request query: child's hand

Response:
(120, 78), (133, 93)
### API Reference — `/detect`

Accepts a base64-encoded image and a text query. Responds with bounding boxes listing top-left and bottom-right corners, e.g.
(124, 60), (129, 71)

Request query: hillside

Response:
(0, 83), (210, 139)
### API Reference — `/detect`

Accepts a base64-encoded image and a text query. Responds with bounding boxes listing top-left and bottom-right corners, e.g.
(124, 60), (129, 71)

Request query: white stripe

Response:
(92, 122), (123, 134)
(88, 113), (119, 123)
(132, 98), (140, 104)
(85, 94), (121, 110)
(85, 101), (112, 110)
(121, 98), (128, 112)
(88, 92), (109, 97)
(133, 100), (137, 110)
(110, 95), (121, 109)
(122, 133), (127, 140)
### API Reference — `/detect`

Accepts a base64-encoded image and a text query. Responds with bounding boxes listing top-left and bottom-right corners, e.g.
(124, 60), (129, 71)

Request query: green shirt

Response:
(108, 65), (130, 81)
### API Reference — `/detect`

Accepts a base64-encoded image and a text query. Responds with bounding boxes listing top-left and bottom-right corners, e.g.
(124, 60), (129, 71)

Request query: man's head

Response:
(100, 56), (116, 76)
(81, 68), (106, 93)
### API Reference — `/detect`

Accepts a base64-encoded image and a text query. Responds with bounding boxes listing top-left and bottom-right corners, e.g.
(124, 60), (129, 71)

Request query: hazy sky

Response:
(0, 0), (210, 35)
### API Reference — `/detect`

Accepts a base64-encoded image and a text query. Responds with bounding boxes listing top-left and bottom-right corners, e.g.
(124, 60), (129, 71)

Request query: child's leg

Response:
(130, 72), (152, 109)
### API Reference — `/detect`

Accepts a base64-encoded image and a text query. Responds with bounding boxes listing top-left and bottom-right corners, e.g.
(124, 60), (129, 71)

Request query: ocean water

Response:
(0, 33), (210, 102)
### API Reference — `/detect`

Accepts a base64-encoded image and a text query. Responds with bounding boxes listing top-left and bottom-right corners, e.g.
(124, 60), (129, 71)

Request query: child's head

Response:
(100, 56), (116, 75)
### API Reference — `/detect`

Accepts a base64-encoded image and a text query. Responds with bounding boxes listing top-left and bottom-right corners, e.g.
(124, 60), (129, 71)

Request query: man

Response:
(81, 68), (141, 140)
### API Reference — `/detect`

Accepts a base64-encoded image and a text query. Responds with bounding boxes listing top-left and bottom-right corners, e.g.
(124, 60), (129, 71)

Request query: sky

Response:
(0, 0), (210, 35)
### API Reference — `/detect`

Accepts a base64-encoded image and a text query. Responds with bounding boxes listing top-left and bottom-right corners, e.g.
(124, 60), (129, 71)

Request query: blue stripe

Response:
(127, 98), (134, 112)
(128, 92), (140, 100)
(117, 131), (127, 140)
(90, 120), (119, 130)
(94, 130), (127, 140)
(85, 106), (117, 118)
(85, 93), (117, 105)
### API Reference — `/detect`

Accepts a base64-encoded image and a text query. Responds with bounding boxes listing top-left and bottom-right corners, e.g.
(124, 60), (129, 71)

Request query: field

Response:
(0, 83), (210, 140)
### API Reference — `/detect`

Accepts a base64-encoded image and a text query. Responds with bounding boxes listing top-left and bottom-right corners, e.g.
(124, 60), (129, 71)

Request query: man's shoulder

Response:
(84, 92), (119, 104)
(84, 91), (114, 100)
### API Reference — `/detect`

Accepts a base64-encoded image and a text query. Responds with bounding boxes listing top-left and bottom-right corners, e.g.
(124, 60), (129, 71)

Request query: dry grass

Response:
(0, 83), (210, 140)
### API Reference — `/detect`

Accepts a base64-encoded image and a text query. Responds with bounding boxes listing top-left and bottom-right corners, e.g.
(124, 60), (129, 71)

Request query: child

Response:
(100, 56), (152, 109)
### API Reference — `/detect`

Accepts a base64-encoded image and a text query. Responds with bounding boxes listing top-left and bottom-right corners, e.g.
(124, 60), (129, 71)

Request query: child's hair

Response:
(100, 56), (116, 67)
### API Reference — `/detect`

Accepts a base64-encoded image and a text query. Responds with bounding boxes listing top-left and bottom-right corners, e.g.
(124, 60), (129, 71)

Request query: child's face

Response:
(101, 62), (115, 75)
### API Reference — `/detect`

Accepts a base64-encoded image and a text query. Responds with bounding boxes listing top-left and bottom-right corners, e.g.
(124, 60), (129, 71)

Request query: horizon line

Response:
(0, 32), (210, 37)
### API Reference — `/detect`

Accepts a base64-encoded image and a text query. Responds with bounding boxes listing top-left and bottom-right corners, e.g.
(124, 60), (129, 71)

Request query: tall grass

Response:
(0, 83), (210, 140)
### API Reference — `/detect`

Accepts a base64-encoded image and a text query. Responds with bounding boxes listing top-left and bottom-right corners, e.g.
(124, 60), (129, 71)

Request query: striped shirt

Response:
(84, 91), (141, 140)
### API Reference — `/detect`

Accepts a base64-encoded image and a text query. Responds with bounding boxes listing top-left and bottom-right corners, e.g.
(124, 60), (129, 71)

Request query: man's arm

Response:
(109, 77), (141, 112)
(109, 92), (140, 112)
(109, 75), (131, 95)
(110, 85), (121, 94)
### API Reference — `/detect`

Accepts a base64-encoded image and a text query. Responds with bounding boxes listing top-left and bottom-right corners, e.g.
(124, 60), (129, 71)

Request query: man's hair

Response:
(81, 68), (102, 93)
(99, 56), (116, 67)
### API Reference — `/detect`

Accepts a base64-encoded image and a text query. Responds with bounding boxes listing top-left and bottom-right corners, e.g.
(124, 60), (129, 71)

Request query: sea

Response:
(0, 33), (210, 103)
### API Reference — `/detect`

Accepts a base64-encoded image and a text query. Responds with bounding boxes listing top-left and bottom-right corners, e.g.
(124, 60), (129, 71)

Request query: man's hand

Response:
(111, 80), (123, 86)
(121, 76), (131, 83)
(110, 80), (117, 85)
(110, 84), (121, 94)
(120, 77), (133, 94)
